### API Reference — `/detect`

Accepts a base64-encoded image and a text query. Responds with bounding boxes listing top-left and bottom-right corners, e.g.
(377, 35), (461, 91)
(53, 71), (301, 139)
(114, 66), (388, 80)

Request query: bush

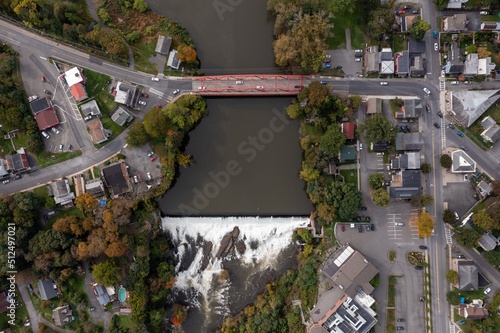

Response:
(421, 163), (431, 174)
(125, 31), (141, 44)
(443, 209), (456, 224)
(446, 290), (460, 305)
(440, 154), (452, 169)
(369, 173), (385, 190)
(117, 153), (126, 159)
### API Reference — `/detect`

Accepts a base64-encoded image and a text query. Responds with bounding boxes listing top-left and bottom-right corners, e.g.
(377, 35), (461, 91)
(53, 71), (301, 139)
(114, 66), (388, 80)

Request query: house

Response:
(0, 160), (8, 178)
(339, 146), (357, 162)
(380, 61), (394, 75)
(88, 120), (108, 144)
(90, 283), (110, 306)
(114, 82), (139, 107)
(391, 152), (421, 170)
(155, 36), (172, 55)
(450, 90), (500, 127)
(458, 303), (488, 320)
(407, 40), (426, 77)
(30, 97), (60, 130)
(458, 261), (478, 291)
(86, 178), (105, 197)
(47, 179), (76, 206)
(478, 232), (499, 251)
(341, 122), (355, 140)
(38, 279), (58, 300)
(446, 0), (467, 8)
(80, 100), (101, 117)
(110, 106), (133, 126)
(0, 290), (12, 313)
(73, 175), (85, 197)
(480, 21), (500, 31)
(451, 150), (476, 173)
(481, 123), (500, 143)
(478, 57), (496, 76)
(408, 40), (426, 57)
(478, 180), (494, 197)
(396, 132), (423, 151)
(395, 99), (423, 118)
(70, 83), (88, 102)
(102, 163), (130, 197)
(445, 63), (464, 76)
(4, 148), (30, 173)
(167, 50), (181, 69)
(30, 96), (52, 115)
(365, 46), (379, 72)
(494, 70), (500, 80)
(395, 51), (410, 76)
(464, 53), (479, 76)
(371, 141), (391, 151)
(443, 14), (468, 32)
(309, 246), (379, 333)
(52, 305), (73, 326)
(64, 67), (88, 102)
(389, 170), (421, 199)
(366, 98), (381, 115)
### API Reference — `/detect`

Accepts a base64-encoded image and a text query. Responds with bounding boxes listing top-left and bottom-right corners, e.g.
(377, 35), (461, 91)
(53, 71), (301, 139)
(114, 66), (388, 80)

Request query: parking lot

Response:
(326, 49), (363, 77)
(443, 182), (478, 217)
(123, 144), (163, 192)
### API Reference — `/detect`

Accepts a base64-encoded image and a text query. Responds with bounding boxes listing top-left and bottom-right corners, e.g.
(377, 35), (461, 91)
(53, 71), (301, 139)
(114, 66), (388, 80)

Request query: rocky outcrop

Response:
(235, 240), (246, 254)
(216, 227), (240, 259)
(200, 241), (213, 271)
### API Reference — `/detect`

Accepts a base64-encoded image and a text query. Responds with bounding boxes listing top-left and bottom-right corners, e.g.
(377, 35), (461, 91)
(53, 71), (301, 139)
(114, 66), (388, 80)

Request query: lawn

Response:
(370, 273), (380, 288)
(35, 150), (83, 169)
(33, 185), (49, 203)
(82, 70), (111, 99)
(0, 137), (15, 157)
(131, 43), (158, 74)
(393, 33), (407, 53)
(94, 93), (130, 146)
(93, 166), (101, 179)
(481, 12), (500, 22)
(340, 169), (357, 189)
(327, 7), (365, 49)
(300, 122), (324, 141)
(46, 207), (84, 229)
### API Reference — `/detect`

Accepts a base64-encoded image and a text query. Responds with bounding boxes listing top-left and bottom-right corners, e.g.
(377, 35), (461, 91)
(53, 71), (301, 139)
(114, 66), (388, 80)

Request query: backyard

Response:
(327, 7), (365, 49)
(339, 169), (358, 189)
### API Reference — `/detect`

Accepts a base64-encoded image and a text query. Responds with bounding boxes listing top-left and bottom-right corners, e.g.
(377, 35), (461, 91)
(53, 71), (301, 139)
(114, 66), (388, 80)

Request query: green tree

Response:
(142, 107), (170, 140)
(350, 95), (362, 109)
(299, 164), (320, 182)
(420, 194), (434, 207)
(26, 134), (44, 154)
(409, 19), (431, 41)
(472, 210), (498, 230)
(446, 270), (459, 284)
(372, 188), (390, 207)
(367, 7), (395, 40)
(133, 0), (149, 12)
(443, 209), (456, 224)
(92, 259), (120, 287)
(319, 124), (345, 158)
(440, 154), (452, 169)
(421, 163), (432, 174)
(446, 290), (460, 305)
(456, 227), (482, 248)
(337, 187), (362, 220)
(359, 113), (396, 144)
(410, 195), (422, 208)
(369, 173), (384, 189)
(484, 250), (500, 267)
(465, 44), (477, 54)
(286, 100), (303, 120)
(13, 191), (41, 211)
(315, 203), (336, 225)
(126, 122), (149, 147)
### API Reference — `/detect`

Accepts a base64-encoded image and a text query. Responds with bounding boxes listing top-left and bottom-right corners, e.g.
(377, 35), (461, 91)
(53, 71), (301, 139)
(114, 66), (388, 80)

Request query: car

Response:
(366, 224), (370, 231)
(24, 322), (31, 327)
(455, 212), (460, 220)
(359, 143), (363, 150)
(354, 58), (361, 62)
(51, 127), (59, 134)
(235, 81), (244, 85)
(138, 101), (146, 105)
(41, 131), (50, 139)
(150, 155), (157, 161)
(434, 123), (440, 129)
(396, 327), (404, 331)
(370, 224), (374, 231)
(360, 207), (367, 211)
(173, 89), (180, 95)
(147, 172), (152, 180)
(426, 104), (430, 113)
(354, 53), (362, 58)
(451, 81), (459, 85)
(341, 224), (345, 232)
(148, 151), (155, 157)
(108, 86), (114, 94)
(423, 87), (431, 95)
(434, 43), (438, 51)
(358, 225), (363, 233)
(325, 63), (332, 67)
(457, 255), (465, 259)
(197, 86), (206, 90)
(460, 145), (467, 151)
(433, 30), (438, 39)
(480, 11), (488, 15)
(67, 145), (72, 151)
(354, 49), (363, 53)
(89, 307), (96, 312)
(380, 82), (388, 85)
(365, 216), (371, 221)
(14, 175), (21, 180)
(133, 175), (138, 183)
(437, 111), (443, 118)
(484, 287), (491, 294)
(403, 5), (411, 9)
(458, 320), (466, 326)
(457, 131), (464, 137)
(59, 144), (63, 152)
(28, 284), (33, 292)
(256, 86), (264, 89)
(350, 223), (355, 228)
(415, 266), (424, 270)
(395, 222), (404, 226)
(419, 246), (428, 250)
(84, 115), (93, 121)
(2, 179), (10, 184)
(464, 174), (468, 182)
(396, 318), (405, 322)
(43, 215), (48, 222)
(320, 81), (327, 85)
(323, 59), (331, 63)
(463, 81), (472, 85)
(28, 95), (38, 102)
(412, 10), (420, 14)
(137, 174), (141, 181)
(294, 85), (304, 89)
(441, 70), (445, 78)
(473, 194), (480, 201)
(448, 124), (455, 129)
(151, 77), (159, 81)
(41, 76), (46, 82)
(44, 89), (52, 95)
(400, 126), (406, 132)
(398, 10), (405, 14)
(141, 93), (149, 98)
(157, 104), (162, 108)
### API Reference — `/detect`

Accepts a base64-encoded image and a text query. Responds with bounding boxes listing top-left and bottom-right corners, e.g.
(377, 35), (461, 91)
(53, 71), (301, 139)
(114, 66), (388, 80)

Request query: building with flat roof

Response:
(451, 150), (476, 173)
(391, 152), (421, 170)
(52, 305), (73, 326)
(365, 46), (379, 73)
(30, 97), (52, 114)
(389, 170), (421, 199)
(64, 67), (86, 87)
(366, 98), (381, 114)
(73, 175), (85, 197)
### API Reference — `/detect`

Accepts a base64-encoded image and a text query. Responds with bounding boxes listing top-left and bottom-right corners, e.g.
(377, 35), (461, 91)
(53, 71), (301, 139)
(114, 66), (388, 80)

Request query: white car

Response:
(395, 222), (404, 226)
(235, 81), (244, 85)
(350, 223), (355, 228)
(441, 70), (445, 78)
(41, 131), (50, 139)
(359, 143), (363, 150)
(380, 82), (388, 86)
(173, 89), (180, 95)
(147, 172), (151, 180)
(484, 287), (491, 294)
(197, 86), (206, 90)
(28, 95), (38, 102)
(434, 43), (438, 51)
(51, 127), (60, 134)
(455, 212), (460, 220)
(151, 77), (159, 81)
(256, 86), (264, 89)
(138, 101), (146, 105)
(451, 81), (459, 85)
(133, 175), (138, 183)
(423, 87), (431, 95)
(354, 49), (363, 53)
(355, 58), (362, 62)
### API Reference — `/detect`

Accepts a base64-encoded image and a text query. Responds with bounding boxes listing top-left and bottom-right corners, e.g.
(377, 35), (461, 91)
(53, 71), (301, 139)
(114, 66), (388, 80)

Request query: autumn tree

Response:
(307, 81), (329, 108)
(477, 47), (491, 59)
(315, 203), (336, 225)
(300, 164), (320, 182)
(416, 211), (435, 238)
(53, 215), (78, 234)
(172, 304), (188, 325)
(319, 124), (345, 158)
(367, 7), (395, 40)
(456, 227), (482, 248)
(92, 258), (120, 287)
(105, 241), (127, 258)
(133, 0), (149, 12)
(177, 44), (197, 63)
(86, 228), (106, 258)
(446, 270), (459, 284)
(369, 173), (384, 189)
(472, 210), (498, 230)
(372, 188), (390, 207)
(126, 122), (149, 147)
(75, 193), (97, 215)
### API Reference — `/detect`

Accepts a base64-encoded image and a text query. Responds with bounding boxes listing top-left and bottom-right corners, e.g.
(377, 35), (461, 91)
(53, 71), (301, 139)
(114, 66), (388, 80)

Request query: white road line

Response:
(441, 117), (446, 149)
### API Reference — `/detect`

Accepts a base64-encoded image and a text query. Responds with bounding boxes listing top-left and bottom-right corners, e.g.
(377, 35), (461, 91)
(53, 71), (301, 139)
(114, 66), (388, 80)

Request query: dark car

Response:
(370, 224), (374, 231)
(396, 318), (405, 322)
(400, 126), (406, 132)
(457, 255), (465, 259)
(405, 125), (411, 132)
(44, 90), (52, 95)
(366, 224), (370, 231)
(396, 327), (405, 331)
(473, 194), (480, 201)
(457, 131), (464, 137)
(460, 145), (468, 151)
(448, 123), (455, 129)
(358, 225), (363, 233)
(403, 5), (411, 9)
(360, 207), (367, 211)
(365, 216), (371, 221)
(141, 93), (149, 98)
(341, 224), (345, 232)
(354, 53), (362, 58)
(14, 174), (21, 180)
(28, 284), (33, 292)
(425, 104), (430, 113)
(434, 123), (440, 129)
(419, 245), (428, 250)
(320, 81), (327, 85)
(437, 111), (444, 118)
(43, 215), (48, 222)
(415, 266), (424, 270)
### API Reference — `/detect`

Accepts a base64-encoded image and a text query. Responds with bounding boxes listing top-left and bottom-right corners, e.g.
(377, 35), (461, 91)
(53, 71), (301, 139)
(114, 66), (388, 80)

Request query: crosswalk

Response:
(440, 80), (446, 91)
(440, 117), (446, 149)
(445, 227), (453, 245)
(449, 321), (457, 333)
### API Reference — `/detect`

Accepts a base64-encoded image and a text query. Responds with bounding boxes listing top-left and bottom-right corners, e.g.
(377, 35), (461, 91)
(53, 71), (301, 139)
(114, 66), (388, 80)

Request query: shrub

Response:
(421, 163), (431, 174)
(440, 154), (452, 169)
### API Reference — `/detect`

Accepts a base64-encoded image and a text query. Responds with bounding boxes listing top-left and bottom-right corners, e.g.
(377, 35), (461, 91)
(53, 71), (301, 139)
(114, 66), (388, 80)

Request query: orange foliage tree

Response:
(177, 45), (197, 63)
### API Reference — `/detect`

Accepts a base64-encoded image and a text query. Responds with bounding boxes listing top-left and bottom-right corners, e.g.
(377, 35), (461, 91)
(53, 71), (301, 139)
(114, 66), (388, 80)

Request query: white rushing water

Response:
(162, 216), (309, 323)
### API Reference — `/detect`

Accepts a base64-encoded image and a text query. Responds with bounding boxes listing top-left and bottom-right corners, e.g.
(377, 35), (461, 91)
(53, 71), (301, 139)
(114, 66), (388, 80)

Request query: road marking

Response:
(40, 57), (47, 60)
(0, 28), (16, 36)
(449, 321), (456, 333)
(445, 227), (453, 244)
(436, 239), (440, 314)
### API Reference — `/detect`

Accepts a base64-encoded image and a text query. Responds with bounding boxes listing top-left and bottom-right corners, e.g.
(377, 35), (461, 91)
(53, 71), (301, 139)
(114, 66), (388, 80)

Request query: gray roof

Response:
(392, 152), (420, 170)
(110, 107), (132, 126)
(0, 159), (8, 177)
(451, 150), (476, 173)
(155, 36), (172, 55)
(80, 100), (101, 117)
(39, 279), (57, 300)
(464, 53), (479, 76)
(53, 305), (72, 326)
(445, 64), (464, 75)
(482, 125), (500, 142)
(48, 179), (70, 198)
(102, 163), (129, 196)
(451, 90), (500, 127)
(380, 61), (394, 74)
(408, 40), (426, 56)
(380, 48), (393, 62)
(367, 98), (381, 114)
(403, 99), (423, 118)
(458, 263), (479, 291)
(478, 181), (493, 196)
(30, 97), (52, 114)
(372, 141), (391, 151)
(366, 51), (379, 72)
(403, 132), (423, 150)
(86, 179), (105, 196)
(389, 170), (421, 199)
(478, 232), (499, 251)
(10, 153), (29, 171)
(410, 56), (425, 76)
(396, 133), (404, 151)
(481, 116), (496, 129)
(167, 50), (181, 69)
(396, 51), (409, 75)
(443, 14), (467, 32)
(114, 82), (139, 107)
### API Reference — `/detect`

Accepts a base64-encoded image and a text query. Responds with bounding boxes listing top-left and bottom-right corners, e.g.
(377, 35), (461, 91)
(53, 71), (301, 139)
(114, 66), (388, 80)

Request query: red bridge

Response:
(191, 75), (311, 96)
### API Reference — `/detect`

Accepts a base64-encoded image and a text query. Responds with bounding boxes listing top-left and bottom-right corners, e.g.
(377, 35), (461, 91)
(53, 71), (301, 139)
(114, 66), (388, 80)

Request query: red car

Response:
(141, 93), (149, 98)
(41, 76), (45, 82)
(398, 10), (405, 14)
(341, 224), (345, 232)
(157, 104), (162, 108)
(137, 174), (141, 181)
(150, 155), (157, 161)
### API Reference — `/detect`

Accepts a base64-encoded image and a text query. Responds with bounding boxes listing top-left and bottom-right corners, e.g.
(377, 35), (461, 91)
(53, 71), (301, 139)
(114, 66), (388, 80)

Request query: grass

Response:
(82, 70), (111, 99)
(389, 250), (395, 262)
(370, 273), (380, 288)
(131, 44), (158, 74)
(0, 137), (15, 158)
(46, 207), (84, 230)
(481, 12), (500, 22)
(94, 91), (130, 146)
(389, 98), (403, 113)
(393, 33), (407, 53)
(35, 151), (83, 168)
(119, 315), (134, 328)
(472, 200), (485, 214)
(93, 166), (101, 178)
(455, 124), (488, 152)
(340, 169), (357, 188)
(388, 275), (397, 307)
(327, 7), (365, 49)
(386, 308), (395, 333)
(33, 185), (49, 203)
(300, 122), (324, 141)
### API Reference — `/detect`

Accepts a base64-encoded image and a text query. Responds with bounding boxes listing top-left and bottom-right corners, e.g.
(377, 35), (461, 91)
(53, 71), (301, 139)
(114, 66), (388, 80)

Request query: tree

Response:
(132, 0), (149, 12)
(177, 45), (197, 63)
(484, 250), (500, 267)
(326, 0), (356, 13)
(126, 122), (149, 147)
(75, 193), (97, 215)
(416, 211), (435, 238)
(420, 194), (434, 207)
(92, 259), (120, 286)
(367, 7), (395, 40)
(446, 290), (460, 305)
(319, 124), (345, 158)
(104, 241), (127, 258)
(477, 47), (491, 59)
(465, 44), (477, 54)
(337, 187), (362, 220)
(142, 108), (170, 140)
(472, 210), (498, 230)
(300, 164), (320, 182)
(434, 0), (449, 10)
(369, 173), (384, 189)
(172, 304), (188, 325)
(286, 100), (303, 120)
(307, 81), (329, 108)
(372, 188), (390, 207)
(440, 154), (452, 169)
(350, 95), (362, 109)
(13, 191), (41, 211)
(315, 203), (336, 225)
(421, 163), (432, 174)
(456, 227), (482, 248)
(446, 270), (459, 284)
(359, 113), (396, 144)
(443, 209), (456, 224)
(26, 134), (44, 154)
(409, 19), (431, 41)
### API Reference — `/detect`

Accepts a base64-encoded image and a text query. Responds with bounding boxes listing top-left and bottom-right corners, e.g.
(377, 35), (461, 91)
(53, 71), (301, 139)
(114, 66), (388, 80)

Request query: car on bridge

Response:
(235, 81), (244, 85)
(256, 86), (264, 89)
(320, 81), (327, 85)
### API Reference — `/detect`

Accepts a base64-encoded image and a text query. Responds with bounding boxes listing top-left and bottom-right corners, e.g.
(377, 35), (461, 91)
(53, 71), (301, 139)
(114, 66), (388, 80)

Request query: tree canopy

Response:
(409, 19), (431, 41)
(369, 173), (384, 189)
(440, 154), (452, 169)
(359, 113), (396, 144)
(443, 209), (456, 224)
(319, 124), (345, 158)
(372, 188), (390, 207)
(416, 212), (435, 238)
(446, 270), (459, 284)
(92, 259), (121, 287)
(472, 210), (498, 230)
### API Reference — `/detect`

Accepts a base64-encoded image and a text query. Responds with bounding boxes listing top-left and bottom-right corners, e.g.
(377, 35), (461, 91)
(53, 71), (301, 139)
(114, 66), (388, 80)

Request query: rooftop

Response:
(102, 163), (130, 196)
(80, 100), (101, 117)
(339, 146), (357, 161)
(464, 53), (479, 76)
(403, 132), (423, 150)
(64, 67), (85, 87)
(389, 170), (421, 199)
(396, 51), (409, 75)
(451, 150), (476, 173)
(88, 120), (108, 144)
(39, 279), (58, 300)
(402, 99), (423, 118)
(110, 106), (133, 126)
(451, 90), (500, 127)
(443, 14), (468, 32)
(380, 60), (394, 74)
(478, 232), (499, 251)
(481, 116), (496, 129)
(408, 40), (426, 56)
(458, 262), (478, 291)
(155, 36), (172, 55)
(366, 98), (381, 114)
(167, 50), (181, 69)
(53, 305), (73, 326)
(34, 108), (60, 130)
(70, 83), (88, 102)
(114, 82), (139, 107)
(341, 122), (355, 140)
(30, 97), (52, 114)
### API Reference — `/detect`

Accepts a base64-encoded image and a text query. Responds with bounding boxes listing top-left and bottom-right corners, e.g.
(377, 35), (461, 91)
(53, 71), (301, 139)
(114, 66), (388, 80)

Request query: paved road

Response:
(18, 281), (40, 333)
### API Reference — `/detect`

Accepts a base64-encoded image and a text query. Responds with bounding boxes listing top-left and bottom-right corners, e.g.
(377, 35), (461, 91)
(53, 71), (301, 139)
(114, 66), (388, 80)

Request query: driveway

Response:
(17, 281), (39, 333)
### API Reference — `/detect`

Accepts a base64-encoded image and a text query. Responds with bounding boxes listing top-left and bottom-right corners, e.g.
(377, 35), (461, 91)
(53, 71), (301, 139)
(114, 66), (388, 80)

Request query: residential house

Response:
(102, 163), (130, 197)
(73, 175), (85, 197)
(52, 305), (73, 326)
(477, 180), (494, 197)
(389, 170), (421, 199)
(341, 122), (355, 140)
(86, 178), (105, 197)
(458, 303), (488, 320)
(478, 232), (499, 251)
(494, 70), (500, 80)
(80, 100), (101, 118)
(391, 152), (421, 170)
(480, 21), (500, 31)
(30, 97), (60, 130)
(64, 67), (88, 102)
(106, 286), (116, 302)
(0, 290), (12, 313)
(451, 150), (476, 173)
(396, 132), (423, 151)
(480, 116), (500, 143)
(167, 50), (181, 69)
(38, 279), (58, 300)
(446, 0), (467, 8)
(0, 160), (8, 178)
(450, 90), (500, 127)
(88, 120), (108, 144)
(339, 146), (357, 162)
(155, 36), (172, 55)
(464, 53), (479, 76)
(70, 83), (88, 102)
(110, 106), (133, 126)
(366, 98), (381, 115)
(90, 283), (110, 306)
(379, 48), (394, 74)
(4, 148), (30, 173)
(47, 179), (75, 206)
(120, 308), (131, 316)
(395, 51), (410, 76)
(371, 141), (391, 151)
(478, 57), (496, 76)
(365, 46), (379, 73)
(407, 40), (426, 76)
(442, 14), (468, 32)
(458, 261), (478, 291)
(114, 82), (139, 107)
(395, 99), (423, 118)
